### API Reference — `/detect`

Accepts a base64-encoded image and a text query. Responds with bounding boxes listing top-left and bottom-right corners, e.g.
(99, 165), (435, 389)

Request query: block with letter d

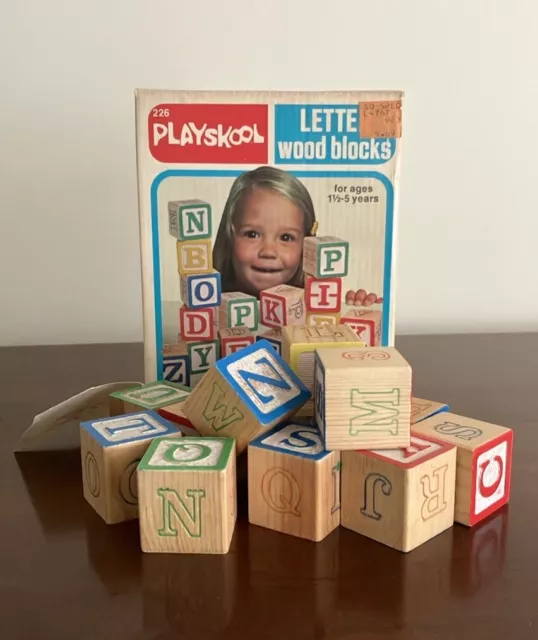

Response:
(80, 411), (182, 524)
(182, 339), (311, 454)
(168, 199), (212, 242)
(411, 412), (513, 526)
(179, 305), (217, 341)
(248, 419), (341, 542)
(341, 432), (457, 552)
(138, 436), (236, 554)
(303, 236), (349, 279)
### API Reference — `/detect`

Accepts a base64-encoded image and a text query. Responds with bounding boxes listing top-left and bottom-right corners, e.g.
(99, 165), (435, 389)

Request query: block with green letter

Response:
(109, 380), (193, 416)
(168, 199), (212, 241)
(137, 436), (237, 554)
(303, 236), (350, 278)
(314, 346), (412, 451)
(218, 291), (259, 331)
(182, 339), (311, 454)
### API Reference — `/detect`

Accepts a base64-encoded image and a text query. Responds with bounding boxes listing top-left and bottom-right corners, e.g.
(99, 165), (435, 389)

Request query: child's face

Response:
(232, 188), (305, 296)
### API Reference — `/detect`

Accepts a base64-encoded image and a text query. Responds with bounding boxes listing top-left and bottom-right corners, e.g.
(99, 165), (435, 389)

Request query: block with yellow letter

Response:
(411, 412), (513, 526)
(306, 312), (341, 327)
(341, 432), (456, 552)
(138, 436), (236, 553)
(248, 419), (341, 542)
(182, 339), (310, 454)
(176, 239), (212, 275)
(314, 346), (412, 450)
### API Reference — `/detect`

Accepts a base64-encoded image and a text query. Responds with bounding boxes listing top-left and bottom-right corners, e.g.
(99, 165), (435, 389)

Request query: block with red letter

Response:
(176, 239), (213, 276)
(411, 412), (513, 526)
(340, 308), (381, 346)
(260, 285), (305, 328)
(219, 292), (258, 331)
(179, 305), (217, 341)
(341, 433), (457, 552)
(219, 327), (255, 357)
(305, 276), (343, 313)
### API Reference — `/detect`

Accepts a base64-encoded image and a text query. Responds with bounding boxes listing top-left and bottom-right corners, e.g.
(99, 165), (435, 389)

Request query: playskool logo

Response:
(148, 103), (268, 164)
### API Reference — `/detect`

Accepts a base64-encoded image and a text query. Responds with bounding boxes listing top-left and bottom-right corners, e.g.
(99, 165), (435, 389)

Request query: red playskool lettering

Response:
(148, 104), (269, 163)
(478, 455), (504, 498)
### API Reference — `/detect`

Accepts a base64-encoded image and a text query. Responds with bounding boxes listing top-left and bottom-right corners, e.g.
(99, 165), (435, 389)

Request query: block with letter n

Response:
(168, 199), (212, 241)
(137, 436), (236, 554)
(248, 419), (341, 542)
(411, 412), (513, 526)
(109, 380), (192, 416)
(314, 346), (412, 451)
(80, 411), (182, 524)
(303, 236), (349, 279)
(341, 432), (457, 552)
(182, 339), (311, 454)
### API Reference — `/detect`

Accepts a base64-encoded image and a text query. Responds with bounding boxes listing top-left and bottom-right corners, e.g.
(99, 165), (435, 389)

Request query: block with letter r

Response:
(248, 419), (341, 541)
(168, 199), (212, 241)
(79, 410), (182, 525)
(182, 339), (310, 454)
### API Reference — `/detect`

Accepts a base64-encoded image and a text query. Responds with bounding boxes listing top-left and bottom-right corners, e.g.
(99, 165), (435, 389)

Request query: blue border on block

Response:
(414, 403), (450, 424)
(150, 169), (395, 380)
(81, 410), (179, 448)
(249, 418), (331, 460)
(185, 271), (222, 309)
(215, 339), (311, 426)
(163, 354), (190, 386)
(313, 350), (326, 436)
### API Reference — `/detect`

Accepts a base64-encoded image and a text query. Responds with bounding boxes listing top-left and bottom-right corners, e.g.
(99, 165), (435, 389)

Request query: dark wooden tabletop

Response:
(2, 333), (538, 639)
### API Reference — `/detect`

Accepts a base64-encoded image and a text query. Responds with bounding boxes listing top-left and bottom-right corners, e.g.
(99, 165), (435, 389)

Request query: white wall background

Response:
(1, 0), (537, 346)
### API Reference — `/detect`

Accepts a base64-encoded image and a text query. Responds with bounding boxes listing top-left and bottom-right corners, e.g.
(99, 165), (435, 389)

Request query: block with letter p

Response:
(219, 292), (258, 331)
(411, 412), (513, 526)
(303, 236), (349, 278)
(182, 339), (311, 454)
(168, 199), (212, 241)
(341, 433), (457, 552)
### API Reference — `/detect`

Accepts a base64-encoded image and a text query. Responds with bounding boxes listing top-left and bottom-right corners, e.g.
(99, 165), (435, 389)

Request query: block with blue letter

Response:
(180, 270), (222, 309)
(247, 419), (341, 542)
(80, 411), (182, 524)
(182, 339), (311, 454)
(411, 397), (450, 425)
(162, 343), (190, 386)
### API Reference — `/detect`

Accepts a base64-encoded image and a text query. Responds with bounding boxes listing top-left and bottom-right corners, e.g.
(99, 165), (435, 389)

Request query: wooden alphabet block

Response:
(411, 397), (450, 425)
(162, 343), (190, 386)
(138, 436), (237, 554)
(411, 412), (513, 526)
(248, 420), (341, 542)
(255, 327), (282, 355)
(109, 380), (192, 416)
(176, 239), (212, 275)
(179, 305), (217, 341)
(341, 432), (457, 552)
(187, 338), (220, 375)
(218, 292), (259, 331)
(340, 308), (382, 346)
(168, 199), (212, 241)
(306, 312), (341, 327)
(305, 276), (343, 313)
(180, 270), (222, 309)
(80, 411), (182, 524)
(282, 324), (364, 418)
(260, 285), (305, 328)
(303, 236), (349, 278)
(182, 339), (310, 454)
(155, 387), (199, 436)
(314, 346), (412, 450)
(219, 327), (255, 357)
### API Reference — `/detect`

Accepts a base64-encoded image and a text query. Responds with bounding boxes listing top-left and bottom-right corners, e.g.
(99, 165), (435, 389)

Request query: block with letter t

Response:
(182, 339), (311, 454)
(314, 346), (412, 451)
(138, 436), (236, 554)
(411, 412), (513, 526)
(248, 419), (341, 542)
(80, 411), (182, 524)
(341, 432), (457, 552)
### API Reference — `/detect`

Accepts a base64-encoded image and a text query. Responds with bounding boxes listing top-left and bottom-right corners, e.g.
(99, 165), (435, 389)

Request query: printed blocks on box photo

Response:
(219, 327), (255, 357)
(260, 285), (306, 327)
(219, 292), (259, 331)
(305, 276), (343, 313)
(80, 411), (182, 524)
(314, 346), (412, 451)
(340, 308), (381, 346)
(162, 343), (190, 386)
(180, 270), (222, 309)
(255, 327), (282, 355)
(411, 412), (513, 526)
(182, 339), (310, 454)
(306, 312), (341, 327)
(248, 420), (340, 542)
(109, 380), (192, 416)
(138, 436), (236, 554)
(341, 432), (457, 552)
(168, 199), (212, 241)
(179, 305), (217, 341)
(176, 239), (212, 275)
(303, 236), (349, 279)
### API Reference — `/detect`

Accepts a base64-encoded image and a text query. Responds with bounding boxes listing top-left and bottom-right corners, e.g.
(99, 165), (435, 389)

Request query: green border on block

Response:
(138, 436), (235, 472)
(316, 240), (350, 278)
(228, 296), (259, 331)
(110, 380), (192, 409)
(178, 202), (212, 241)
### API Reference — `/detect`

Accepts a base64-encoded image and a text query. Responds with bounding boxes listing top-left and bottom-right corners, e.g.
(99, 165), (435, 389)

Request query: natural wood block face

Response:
(305, 276), (343, 313)
(282, 325), (364, 418)
(306, 312), (341, 327)
(180, 270), (222, 309)
(179, 305), (217, 341)
(168, 199), (212, 241)
(80, 411), (182, 524)
(219, 327), (255, 357)
(187, 338), (220, 375)
(182, 340), (310, 454)
(138, 437), (237, 554)
(303, 236), (349, 278)
(162, 342), (190, 386)
(218, 292), (259, 331)
(260, 285), (306, 328)
(341, 433), (457, 552)
(248, 420), (341, 542)
(411, 397), (450, 425)
(411, 412), (514, 526)
(340, 309), (381, 346)
(176, 239), (212, 275)
(255, 327), (282, 355)
(109, 380), (192, 416)
(314, 346), (412, 450)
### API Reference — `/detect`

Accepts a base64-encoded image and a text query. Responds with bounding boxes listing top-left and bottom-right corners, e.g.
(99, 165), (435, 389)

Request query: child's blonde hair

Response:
(213, 165), (316, 293)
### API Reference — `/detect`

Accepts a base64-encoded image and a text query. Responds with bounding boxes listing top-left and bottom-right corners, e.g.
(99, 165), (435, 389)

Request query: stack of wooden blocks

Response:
(80, 212), (514, 556)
